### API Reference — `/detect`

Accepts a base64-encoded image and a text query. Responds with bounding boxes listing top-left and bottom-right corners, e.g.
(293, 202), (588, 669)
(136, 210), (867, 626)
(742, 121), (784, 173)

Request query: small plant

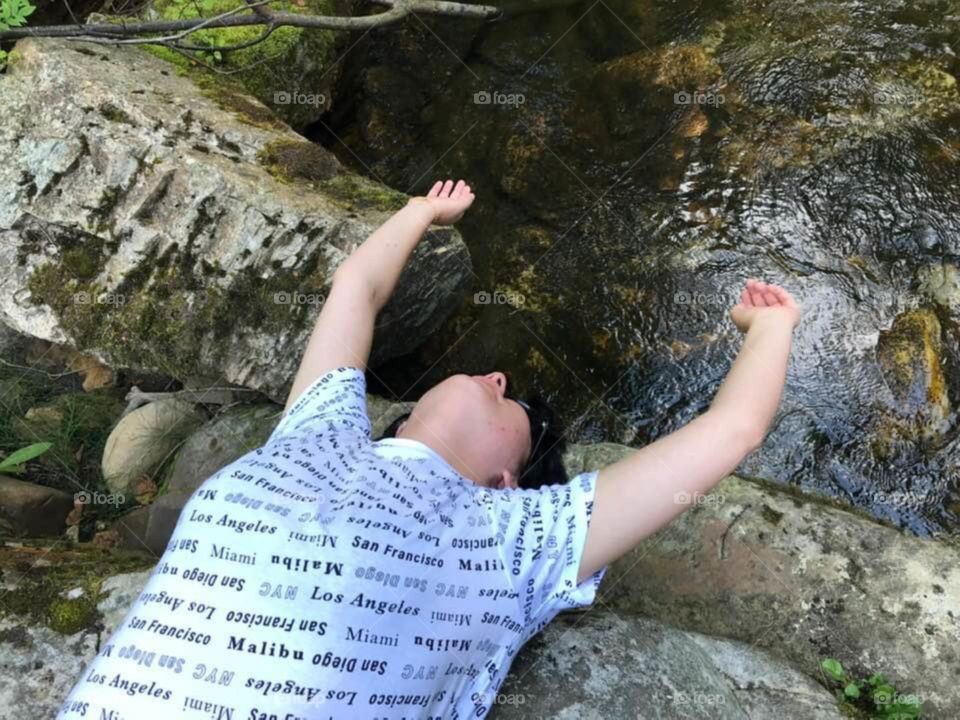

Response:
(0, 0), (35, 67)
(821, 658), (922, 719)
(0, 441), (53, 474)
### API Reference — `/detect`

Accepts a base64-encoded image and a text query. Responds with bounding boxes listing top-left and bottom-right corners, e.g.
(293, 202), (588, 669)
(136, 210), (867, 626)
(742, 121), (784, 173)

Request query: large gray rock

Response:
(493, 612), (843, 720)
(562, 442), (959, 717)
(0, 39), (471, 403)
(166, 403), (279, 494)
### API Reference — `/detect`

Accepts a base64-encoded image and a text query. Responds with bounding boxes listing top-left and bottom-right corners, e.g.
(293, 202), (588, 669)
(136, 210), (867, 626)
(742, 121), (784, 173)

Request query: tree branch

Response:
(0, 0), (500, 42)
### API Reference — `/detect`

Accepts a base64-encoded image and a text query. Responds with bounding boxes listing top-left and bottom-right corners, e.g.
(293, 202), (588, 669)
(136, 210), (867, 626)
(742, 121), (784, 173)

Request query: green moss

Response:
(143, 0), (338, 128)
(26, 234), (330, 388)
(5, 47), (23, 68)
(318, 173), (408, 213)
(258, 139), (340, 183)
(0, 541), (155, 636)
(47, 597), (98, 635)
(760, 503), (784, 525)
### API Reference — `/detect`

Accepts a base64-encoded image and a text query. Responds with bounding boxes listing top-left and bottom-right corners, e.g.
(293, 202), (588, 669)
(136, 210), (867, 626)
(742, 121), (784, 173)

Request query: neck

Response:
(396, 420), (486, 485)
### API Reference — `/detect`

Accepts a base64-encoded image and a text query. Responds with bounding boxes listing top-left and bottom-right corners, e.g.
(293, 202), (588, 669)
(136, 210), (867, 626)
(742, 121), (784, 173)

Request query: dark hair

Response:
(377, 394), (568, 490)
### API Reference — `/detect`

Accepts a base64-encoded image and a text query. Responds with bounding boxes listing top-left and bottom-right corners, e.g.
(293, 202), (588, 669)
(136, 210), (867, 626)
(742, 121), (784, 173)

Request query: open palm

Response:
(729, 279), (801, 333)
(419, 179), (475, 225)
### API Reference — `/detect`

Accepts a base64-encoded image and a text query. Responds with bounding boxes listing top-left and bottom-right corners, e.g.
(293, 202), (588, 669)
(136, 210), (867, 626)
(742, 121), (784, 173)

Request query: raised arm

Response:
(282, 179), (476, 413)
(577, 280), (801, 583)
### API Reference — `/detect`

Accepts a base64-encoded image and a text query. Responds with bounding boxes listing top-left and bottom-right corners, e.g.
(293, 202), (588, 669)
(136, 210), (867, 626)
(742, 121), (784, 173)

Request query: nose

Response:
(484, 372), (508, 397)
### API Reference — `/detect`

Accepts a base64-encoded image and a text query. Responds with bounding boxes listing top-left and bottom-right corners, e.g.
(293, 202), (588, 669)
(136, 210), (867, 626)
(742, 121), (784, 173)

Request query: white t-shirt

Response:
(58, 367), (607, 720)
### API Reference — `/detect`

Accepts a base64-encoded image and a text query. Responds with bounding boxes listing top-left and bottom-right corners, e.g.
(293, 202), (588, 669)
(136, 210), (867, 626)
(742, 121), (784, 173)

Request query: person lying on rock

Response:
(59, 179), (800, 720)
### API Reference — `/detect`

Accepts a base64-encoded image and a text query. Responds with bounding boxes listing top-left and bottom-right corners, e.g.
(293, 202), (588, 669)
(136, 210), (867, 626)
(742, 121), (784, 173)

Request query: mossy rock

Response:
(144, 0), (341, 129)
(25, 228), (331, 393)
(257, 138), (341, 184)
(0, 541), (154, 636)
(876, 308), (949, 418)
(317, 173), (408, 213)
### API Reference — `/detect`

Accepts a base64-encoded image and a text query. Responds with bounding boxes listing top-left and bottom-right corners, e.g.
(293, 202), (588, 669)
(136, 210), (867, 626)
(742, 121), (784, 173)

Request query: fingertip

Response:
(428, 180), (442, 198)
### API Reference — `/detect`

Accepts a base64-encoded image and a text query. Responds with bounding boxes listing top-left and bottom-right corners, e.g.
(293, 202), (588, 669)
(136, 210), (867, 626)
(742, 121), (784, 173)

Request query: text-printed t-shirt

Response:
(58, 367), (608, 720)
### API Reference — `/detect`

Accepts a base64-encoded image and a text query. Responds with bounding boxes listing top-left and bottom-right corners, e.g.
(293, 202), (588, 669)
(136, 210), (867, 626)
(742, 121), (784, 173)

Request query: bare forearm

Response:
(336, 200), (435, 310)
(709, 315), (794, 441)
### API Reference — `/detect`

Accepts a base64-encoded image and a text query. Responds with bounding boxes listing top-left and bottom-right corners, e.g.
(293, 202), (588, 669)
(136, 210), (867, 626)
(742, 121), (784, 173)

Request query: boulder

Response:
(165, 404), (279, 494)
(0, 476), (74, 537)
(493, 612), (842, 720)
(876, 308), (950, 425)
(101, 398), (203, 496)
(870, 307), (952, 457)
(0, 39), (471, 403)
(561, 443), (960, 717)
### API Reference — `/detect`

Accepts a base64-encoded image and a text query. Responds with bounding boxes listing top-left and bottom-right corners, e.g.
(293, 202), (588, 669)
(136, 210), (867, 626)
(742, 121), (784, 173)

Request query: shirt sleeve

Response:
(268, 366), (371, 444)
(490, 470), (608, 629)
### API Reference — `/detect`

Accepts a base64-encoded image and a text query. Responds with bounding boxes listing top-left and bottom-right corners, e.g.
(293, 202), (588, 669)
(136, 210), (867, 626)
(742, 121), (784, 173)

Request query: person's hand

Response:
(408, 179), (475, 225)
(729, 279), (801, 333)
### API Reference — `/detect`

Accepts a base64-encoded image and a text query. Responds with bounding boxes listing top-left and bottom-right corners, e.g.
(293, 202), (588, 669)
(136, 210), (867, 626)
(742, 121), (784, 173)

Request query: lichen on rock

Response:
(0, 38), (472, 403)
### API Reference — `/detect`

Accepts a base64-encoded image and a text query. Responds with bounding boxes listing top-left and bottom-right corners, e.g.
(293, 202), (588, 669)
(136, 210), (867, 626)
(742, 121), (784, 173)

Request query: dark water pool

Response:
(325, 0), (960, 535)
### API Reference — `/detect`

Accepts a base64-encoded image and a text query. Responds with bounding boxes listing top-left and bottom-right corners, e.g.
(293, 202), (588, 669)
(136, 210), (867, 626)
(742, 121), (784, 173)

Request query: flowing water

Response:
(323, 0), (960, 534)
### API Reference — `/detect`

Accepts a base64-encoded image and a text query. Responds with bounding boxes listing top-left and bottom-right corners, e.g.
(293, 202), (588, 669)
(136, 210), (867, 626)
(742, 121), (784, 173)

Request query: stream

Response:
(319, 0), (960, 535)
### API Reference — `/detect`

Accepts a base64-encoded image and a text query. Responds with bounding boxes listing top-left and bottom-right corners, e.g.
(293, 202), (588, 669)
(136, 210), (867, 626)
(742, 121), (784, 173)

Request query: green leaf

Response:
(0, 441), (53, 473)
(821, 658), (846, 682)
(844, 682), (861, 699)
(867, 673), (887, 686)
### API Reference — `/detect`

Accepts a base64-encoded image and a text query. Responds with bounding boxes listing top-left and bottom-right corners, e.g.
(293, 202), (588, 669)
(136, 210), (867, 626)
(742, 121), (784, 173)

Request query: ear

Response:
(496, 469), (519, 490)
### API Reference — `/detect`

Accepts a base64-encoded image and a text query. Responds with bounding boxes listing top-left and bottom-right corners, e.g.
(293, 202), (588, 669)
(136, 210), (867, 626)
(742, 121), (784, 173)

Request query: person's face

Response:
(401, 372), (532, 488)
